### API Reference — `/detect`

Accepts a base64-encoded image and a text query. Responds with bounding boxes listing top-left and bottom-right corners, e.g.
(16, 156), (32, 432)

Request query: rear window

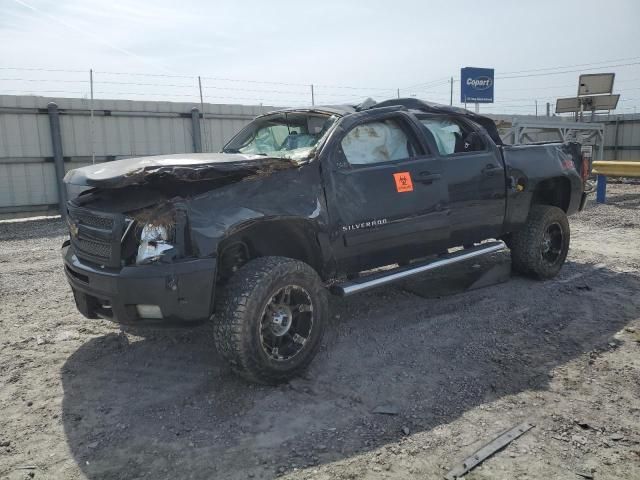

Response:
(419, 116), (485, 155)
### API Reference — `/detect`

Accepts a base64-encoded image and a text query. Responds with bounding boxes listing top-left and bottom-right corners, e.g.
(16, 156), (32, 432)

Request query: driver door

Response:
(322, 111), (450, 273)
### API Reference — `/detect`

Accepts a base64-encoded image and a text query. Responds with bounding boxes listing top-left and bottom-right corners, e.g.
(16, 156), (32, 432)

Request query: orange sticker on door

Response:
(393, 172), (414, 192)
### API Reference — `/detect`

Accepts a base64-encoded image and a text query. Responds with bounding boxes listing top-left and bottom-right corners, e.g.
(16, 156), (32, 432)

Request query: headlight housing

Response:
(136, 224), (174, 264)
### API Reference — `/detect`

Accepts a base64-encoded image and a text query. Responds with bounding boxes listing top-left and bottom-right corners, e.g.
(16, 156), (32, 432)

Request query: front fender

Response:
(188, 205), (266, 257)
(183, 163), (332, 267)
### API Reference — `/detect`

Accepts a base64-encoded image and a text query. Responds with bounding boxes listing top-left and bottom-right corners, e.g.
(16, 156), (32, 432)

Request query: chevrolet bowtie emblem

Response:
(67, 218), (79, 238)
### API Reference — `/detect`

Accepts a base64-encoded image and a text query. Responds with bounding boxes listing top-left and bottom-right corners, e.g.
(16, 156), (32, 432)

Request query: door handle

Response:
(418, 172), (442, 183)
(481, 164), (501, 176)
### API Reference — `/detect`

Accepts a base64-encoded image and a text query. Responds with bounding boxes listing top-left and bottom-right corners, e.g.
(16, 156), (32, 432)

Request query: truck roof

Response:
(262, 98), (503, 145)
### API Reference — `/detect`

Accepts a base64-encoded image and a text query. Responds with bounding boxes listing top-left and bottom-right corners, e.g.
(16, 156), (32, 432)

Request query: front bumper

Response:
(62, 242), (216, 324)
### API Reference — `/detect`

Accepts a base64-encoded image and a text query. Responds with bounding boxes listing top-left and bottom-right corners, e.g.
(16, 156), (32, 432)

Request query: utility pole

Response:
(535, 100), (538, 117)
(198, 76), (206, 151)
(450, 77), (453, 106)
(397, 88), (400, 99)
(89, 69), (95, 164)
(310, 84), (315, 106)
(546, 102), (550, 117)
(47, 103), (68, 219)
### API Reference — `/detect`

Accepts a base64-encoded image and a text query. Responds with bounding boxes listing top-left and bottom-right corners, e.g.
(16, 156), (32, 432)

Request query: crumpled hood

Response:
(63, 152), (299, 188)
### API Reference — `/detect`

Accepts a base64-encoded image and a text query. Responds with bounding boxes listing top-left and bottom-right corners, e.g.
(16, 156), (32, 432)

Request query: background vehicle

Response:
(62, 98), (587, 383)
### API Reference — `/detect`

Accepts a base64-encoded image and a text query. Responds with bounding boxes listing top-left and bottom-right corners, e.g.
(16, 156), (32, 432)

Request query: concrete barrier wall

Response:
(0, 95), (275, 215)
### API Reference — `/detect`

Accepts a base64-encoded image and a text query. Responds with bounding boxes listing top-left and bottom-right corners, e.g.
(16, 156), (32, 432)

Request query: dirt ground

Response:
(1, 184), (639, 480)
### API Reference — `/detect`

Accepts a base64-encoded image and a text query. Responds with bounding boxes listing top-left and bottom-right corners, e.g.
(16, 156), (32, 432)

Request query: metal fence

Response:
(493, 113), (640, 162)
(0, 95), (275, 216)
(601, 114), (640, 161)
(1, 94), (639, 218)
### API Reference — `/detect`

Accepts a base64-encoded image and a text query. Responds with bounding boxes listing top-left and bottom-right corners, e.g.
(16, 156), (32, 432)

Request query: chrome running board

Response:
(331, 241), (506, 297)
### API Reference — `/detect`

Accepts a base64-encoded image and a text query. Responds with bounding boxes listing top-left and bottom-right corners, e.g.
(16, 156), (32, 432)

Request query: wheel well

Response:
(216, 220), (324, 283)
(531, 177), (571, 212)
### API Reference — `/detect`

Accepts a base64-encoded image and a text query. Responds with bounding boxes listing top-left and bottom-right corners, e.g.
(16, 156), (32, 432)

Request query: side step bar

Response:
(331, 241), (506, 297)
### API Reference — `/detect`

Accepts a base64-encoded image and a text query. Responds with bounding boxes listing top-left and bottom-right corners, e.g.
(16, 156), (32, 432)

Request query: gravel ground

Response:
(1, 184), (639, 480)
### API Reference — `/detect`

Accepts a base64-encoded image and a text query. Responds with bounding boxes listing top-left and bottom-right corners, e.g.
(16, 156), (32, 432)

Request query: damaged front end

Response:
(61, 150), (327, 324)
(62, 154), (288, 323)
(63, 188), (216, 323)
(63, 152), (304, 268)
(61, 109), (339, 324)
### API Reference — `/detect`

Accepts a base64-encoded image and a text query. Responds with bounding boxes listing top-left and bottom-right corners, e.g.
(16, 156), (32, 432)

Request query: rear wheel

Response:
(510, 205), (570, 280)
(213, 256), (328, 384)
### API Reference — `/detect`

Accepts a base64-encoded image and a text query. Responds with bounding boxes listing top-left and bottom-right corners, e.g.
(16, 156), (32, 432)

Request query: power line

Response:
(2, 89), (89, 95)
(200, 75), (307, 87)
(0, 75), (393, 99)
(3, 62), (637, 100)
(1, 87), (310, 104)
(2, 67), (638, 112)
(96, 71), (396, 92)
(401, 77), (450, 91)
(0, 67), (86, 73)
(0, 78), (388, 100)
(95, 70), (194, 79)
(0, 77), (89, 84)
(100, 79), (310, 96)
(202, 84), (306, 96)
(498, 55), (640, 76)
(497, 61), (640, 80)
(312, 84), (394, 92)
(403, 58), (640, 94)
(446, 63), (639, 86)
(408, 74), (640, 98)
(95, 91), (308, 103)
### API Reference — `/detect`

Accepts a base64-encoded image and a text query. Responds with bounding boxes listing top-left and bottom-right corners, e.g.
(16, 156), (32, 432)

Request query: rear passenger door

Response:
(418, 115), (506, 245)
(323, 110), (450, 272)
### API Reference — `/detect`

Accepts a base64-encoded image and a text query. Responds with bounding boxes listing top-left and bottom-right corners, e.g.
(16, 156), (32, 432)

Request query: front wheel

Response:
(509, 205), (570, 280)
(213, 256), (328, 384)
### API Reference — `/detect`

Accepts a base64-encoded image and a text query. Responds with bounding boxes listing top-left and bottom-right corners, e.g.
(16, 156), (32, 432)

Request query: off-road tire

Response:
(213, 256), (328, 384)
(510, 205), (570, 280)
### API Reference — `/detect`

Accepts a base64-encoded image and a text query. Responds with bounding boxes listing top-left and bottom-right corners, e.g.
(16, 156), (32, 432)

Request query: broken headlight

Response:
(136, 224), (174, 265)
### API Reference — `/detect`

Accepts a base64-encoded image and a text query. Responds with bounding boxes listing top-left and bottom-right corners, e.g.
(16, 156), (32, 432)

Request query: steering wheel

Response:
(463, 131), (481, 151)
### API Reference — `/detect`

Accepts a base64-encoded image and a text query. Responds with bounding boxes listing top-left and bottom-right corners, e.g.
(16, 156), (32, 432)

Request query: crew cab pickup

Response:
(62, 98), (587, 383)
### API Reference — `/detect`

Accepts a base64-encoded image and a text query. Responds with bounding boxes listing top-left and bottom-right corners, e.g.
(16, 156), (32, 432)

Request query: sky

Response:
(1, 0), (639, 115)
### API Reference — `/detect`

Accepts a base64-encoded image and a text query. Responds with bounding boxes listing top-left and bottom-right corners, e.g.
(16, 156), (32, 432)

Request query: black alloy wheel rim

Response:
(542, 222), (564, 264)
(259, 285), (314, 361)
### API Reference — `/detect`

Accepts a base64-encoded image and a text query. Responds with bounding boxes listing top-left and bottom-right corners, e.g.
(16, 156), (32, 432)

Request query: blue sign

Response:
(460, 67), (494, 103)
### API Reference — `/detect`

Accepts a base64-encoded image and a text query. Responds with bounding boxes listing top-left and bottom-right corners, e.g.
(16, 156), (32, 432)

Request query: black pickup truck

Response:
(62, 98), (587, 383)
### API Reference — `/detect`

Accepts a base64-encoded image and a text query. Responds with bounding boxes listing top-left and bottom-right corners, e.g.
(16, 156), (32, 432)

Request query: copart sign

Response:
(460, 67), (494, 103)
